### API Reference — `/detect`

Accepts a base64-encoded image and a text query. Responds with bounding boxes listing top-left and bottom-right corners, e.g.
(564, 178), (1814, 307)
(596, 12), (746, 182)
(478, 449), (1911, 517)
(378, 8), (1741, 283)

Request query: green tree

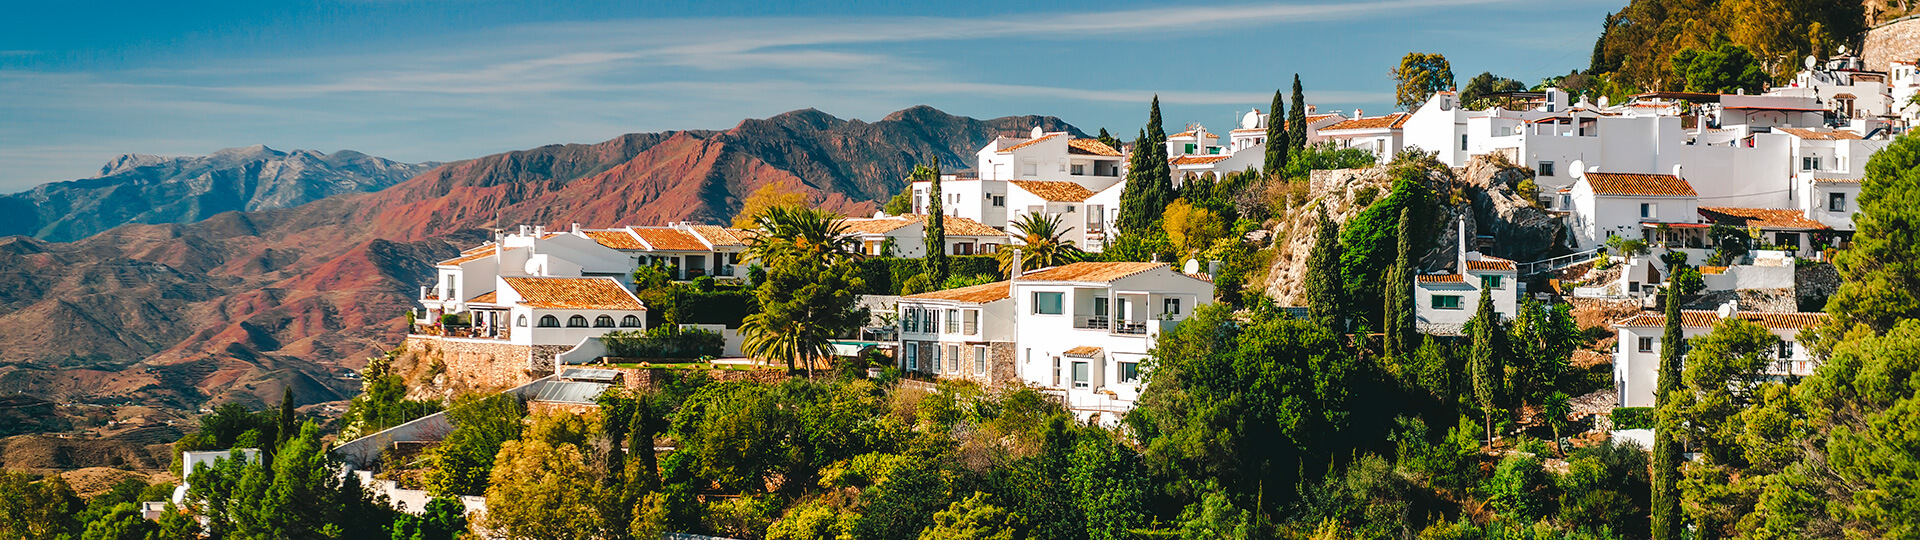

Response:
(920, 492), (1023, 540)
(1163, 198), (1226, 256)
(0, 472), (82, 539)
(1467, 291), (1507, 442)
(743, 205), (867, 375)
(1392, 52), (1455, 110)
(1482, 453), (1553, 522)
(1651, 270), (1686, 540)
(1827, 130), (1920, 340)
(390, 497), (468, 540)
(884, 184), (914, 215)
(1305, 209), (1347, 332)
(921, 158), (949, 283)
(1118, 96), (1173, 235)
(1339, 153), (1438, 326)
(1068, 429), (1147, 540)
(1670, 40), (1770, 95)
(79, 503), (155, 540)
(482, 437), (601, 540)
(426, 394), (526, 497)
(998, 212), (1085, 275)
(1459, 71), (1526, 109)
(1289, 75), (1308, 154)
(1264, 89), (1289, 177)
(1176, 490), (1254, 540)
(277, 386), (296, 449)
(1383, 208), (1416, 361)
(225, 422), (395, 540)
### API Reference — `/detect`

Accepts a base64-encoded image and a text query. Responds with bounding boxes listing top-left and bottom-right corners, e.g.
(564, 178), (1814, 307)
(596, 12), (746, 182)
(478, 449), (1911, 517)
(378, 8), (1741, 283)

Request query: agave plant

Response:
(998, 212), (1084, 275)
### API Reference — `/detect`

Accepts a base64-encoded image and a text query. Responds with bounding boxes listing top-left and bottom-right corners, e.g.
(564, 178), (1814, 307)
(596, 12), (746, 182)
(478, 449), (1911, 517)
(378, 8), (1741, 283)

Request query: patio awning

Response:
(1063, 346), (1103, 358)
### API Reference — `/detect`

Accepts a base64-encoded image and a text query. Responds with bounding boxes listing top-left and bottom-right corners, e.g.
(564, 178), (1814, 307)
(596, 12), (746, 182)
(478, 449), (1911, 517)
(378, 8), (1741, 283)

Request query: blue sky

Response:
(0, 0), (1623, 192)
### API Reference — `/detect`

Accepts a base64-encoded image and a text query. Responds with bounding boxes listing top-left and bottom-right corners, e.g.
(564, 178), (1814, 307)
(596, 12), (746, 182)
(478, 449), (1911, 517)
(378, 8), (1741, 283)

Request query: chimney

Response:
(1010, 248), (1024, 278)
(518, 225), (528, 236)
(1353, 108), (1364, 119)
(571, 223), (581, 235)
(1457, 217), (1469, 271)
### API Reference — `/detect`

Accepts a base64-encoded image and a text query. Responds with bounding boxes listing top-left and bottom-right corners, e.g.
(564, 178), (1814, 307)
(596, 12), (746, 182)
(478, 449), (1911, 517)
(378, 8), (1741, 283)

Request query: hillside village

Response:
(16, 3), (1920, 540)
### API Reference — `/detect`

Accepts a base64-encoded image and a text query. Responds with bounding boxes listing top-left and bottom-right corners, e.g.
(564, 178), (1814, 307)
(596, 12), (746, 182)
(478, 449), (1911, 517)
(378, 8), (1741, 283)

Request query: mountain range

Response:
(0, 105), (1083, 418)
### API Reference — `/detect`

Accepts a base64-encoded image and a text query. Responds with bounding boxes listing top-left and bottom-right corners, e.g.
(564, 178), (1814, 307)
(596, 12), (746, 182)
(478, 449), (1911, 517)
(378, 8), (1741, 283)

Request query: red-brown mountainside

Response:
(0, 106), (1082, 428)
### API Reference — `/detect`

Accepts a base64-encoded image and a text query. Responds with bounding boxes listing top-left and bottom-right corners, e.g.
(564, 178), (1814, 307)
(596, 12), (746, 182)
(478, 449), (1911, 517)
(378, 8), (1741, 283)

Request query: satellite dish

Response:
(1183, 259), (1201, 274)
(1597, 95), (1610, 109)
(1672, 164), (1685, 179)
(1806, 55), (1818, 69)
(1030, 126), (1045, 138)
(1569, 159), (1585, 180)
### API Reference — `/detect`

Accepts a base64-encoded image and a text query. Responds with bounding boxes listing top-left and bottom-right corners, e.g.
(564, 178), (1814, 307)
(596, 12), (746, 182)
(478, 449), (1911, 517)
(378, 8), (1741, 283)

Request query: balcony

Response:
(1072, 315), (1151, 335)
(410, 323), (509, 340)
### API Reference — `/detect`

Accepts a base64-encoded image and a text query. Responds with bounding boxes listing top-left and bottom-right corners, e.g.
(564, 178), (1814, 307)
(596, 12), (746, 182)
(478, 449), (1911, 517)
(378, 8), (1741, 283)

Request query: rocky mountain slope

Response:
(0, 106), (1081, 421)
(0, 146), (438, 242)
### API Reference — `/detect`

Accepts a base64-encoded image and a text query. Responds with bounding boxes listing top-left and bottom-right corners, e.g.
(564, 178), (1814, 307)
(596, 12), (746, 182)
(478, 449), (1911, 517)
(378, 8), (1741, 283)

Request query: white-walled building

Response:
(1567, 171), (1701, 250)
(1317, 111), (1411, 164)
(1612, 307), (1827, 407)
(896, 281), (1017, 387)
(1413, 220), (1520, 335)
(842, 214), (1011, 257)
(423, 225), (636, 320)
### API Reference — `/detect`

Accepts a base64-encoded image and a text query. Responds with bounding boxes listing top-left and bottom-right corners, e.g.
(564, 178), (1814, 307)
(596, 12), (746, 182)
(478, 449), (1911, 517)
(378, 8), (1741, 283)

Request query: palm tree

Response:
(745, 205), (860, 265)
(740, 308), (833, 374)
(998, 212), (1085, 275)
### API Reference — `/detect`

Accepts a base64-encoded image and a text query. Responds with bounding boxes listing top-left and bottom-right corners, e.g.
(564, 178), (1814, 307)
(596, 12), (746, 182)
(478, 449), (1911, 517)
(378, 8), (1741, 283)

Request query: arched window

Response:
(516, 315), (528, 327)
(594, 315), (615, 328)
(567, 315), (588, 327)
(621, 315), (642, 327)
(538, 315), (559, 328)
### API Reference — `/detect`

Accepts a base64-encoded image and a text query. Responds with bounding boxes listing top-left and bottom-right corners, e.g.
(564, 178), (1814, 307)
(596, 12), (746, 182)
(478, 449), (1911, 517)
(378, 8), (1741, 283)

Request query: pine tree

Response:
(1651, 262), (1686, 540)
(1305, 209), (1346, 332)
(277, 387), (295, 449)
(1289, 75), (1308, 154)
(922, 157), (948, 283)
(1384, 208), (1415, 361)
(1469, 291), (1505, 442)
(1263, 89), (1289, 178)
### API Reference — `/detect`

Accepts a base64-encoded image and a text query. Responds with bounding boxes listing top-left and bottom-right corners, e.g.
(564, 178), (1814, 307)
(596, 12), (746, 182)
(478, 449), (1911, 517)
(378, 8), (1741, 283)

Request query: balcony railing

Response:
(410, 324), (509, 340)
(1072, 315), (1150, 335)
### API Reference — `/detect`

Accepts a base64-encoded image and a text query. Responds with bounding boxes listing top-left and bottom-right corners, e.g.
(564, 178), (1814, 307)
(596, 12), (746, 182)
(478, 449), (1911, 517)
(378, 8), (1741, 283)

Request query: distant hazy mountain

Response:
(0, 146), (438, 242)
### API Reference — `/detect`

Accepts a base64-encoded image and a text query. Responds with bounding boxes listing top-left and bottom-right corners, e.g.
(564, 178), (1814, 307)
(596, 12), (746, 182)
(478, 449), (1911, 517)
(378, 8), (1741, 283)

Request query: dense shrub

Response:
(603, 326), (725, 359)
(1610, 407), (1654, 430)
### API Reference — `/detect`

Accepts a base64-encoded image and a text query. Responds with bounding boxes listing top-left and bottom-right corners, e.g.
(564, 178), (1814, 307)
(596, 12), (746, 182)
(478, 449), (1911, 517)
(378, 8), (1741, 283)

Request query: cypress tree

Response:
(1468, 290), (1505, 442)
(1384, 208), (1416, 361)
(1305, 209), (1346, 332)
(1651, 257), (1686, 540)
(1263, 89), (1289, 178)
(1118, 129), (1156, 234)
(1096, 128), (1123, 154)
(277, 386), (295, 449)
(1145, 95), (1173, 210)
(1289, 75), (1309, 154)
(922, 157), (948, 283)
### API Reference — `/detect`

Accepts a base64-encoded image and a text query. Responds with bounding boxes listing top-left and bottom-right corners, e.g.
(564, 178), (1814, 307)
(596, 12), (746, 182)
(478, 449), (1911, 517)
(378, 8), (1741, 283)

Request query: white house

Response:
(1413, 220), (1520, 334)
(1006, 180), (1105, 251)
(1316, 111), (1410, 164)
(841, 214), (1011, 257)
(896, 281), (1017, 387)
(581, 223), (752, 281)
(470, 276), (648, 348)
(1612, 306), (1828, 407)
(422, 225), (635, 322)
(1010, 262), (1214, 422)
(1567, 170), (1701, 250)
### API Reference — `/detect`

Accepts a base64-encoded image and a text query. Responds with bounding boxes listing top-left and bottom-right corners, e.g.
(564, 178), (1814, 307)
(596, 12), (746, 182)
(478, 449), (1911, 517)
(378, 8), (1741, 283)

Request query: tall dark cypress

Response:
(1289, 75), (1309, 153)
(1384, 208), (1415, 361)
(277, 386), (296, 449)
(1305, 209), (1346, 332)
(1118, 129), (1155, 234)
(1468, 290), (1505, 442)
(1264, 89), (1289, 178)
(1145, 95), (1173, 210)
(922, 157), (948, 282)
(1651, 259), (1686, 540)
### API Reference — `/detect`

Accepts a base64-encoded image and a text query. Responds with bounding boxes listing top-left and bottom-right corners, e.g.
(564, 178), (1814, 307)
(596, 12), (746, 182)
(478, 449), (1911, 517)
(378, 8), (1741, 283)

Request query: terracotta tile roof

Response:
(1000, 133), (1062, 153)
(1067, 139), (1121, 156)
(1416, 274), (1466, 283)
(439, 246), (514, 266)
(1775, 127), (1863, 140)
(941, 215), (1010, 237)
(1322, 113), (1410, 132)
(1698, 207), (1830, 230)
(460, 244), (495, 255)
(1063, 346), (1103, 358)
(502, 277), (645, 310)
(904, 281), (1011, 303)
(1465, 258), (1517, 271)
(1615, 310), (1828, 330)
(839, 216), (919, 235)
(469, 291), (498, 304)
(1583, 172), (1697, 197)
(1010, 180), (1096, 202)
(1168, 130), (1220, 139)
(1170, 154), (1232, 165)
(688, 225), (747, 247)
(1831, 93), (1858, 99)
(631, 227), (710, 251)
(583, 229), (645, 250)
(1306, 113), (1342, 123)
(1017, 262), (1165, 283)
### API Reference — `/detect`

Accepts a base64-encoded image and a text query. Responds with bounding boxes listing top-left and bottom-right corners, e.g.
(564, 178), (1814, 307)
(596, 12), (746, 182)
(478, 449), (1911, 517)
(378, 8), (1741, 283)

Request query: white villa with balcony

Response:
(1413, 220), (1519, 335)
(1612, 305), (1827, 407)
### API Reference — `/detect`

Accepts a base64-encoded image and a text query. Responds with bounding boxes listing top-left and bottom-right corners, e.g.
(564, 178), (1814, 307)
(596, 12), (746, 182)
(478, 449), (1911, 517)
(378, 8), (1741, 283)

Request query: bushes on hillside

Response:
(603, 326), (725, 359)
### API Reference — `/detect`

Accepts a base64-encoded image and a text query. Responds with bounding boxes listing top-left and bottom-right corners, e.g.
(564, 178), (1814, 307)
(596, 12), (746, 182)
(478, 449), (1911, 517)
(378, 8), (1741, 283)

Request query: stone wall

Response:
(1796, 262), (1841, 312)
(400, 336), (538, 396)
(527, 401), (599, 416)
(1865, 17), (1920, 73)
(528, 345), (569, 378)
(611, 366), (796, 390)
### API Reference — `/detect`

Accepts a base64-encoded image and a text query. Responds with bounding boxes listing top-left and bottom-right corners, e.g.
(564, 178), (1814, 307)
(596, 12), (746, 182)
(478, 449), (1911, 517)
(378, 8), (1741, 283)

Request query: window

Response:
(594, 315), (615, 327)
(1163, 298), (1181, 316)
(517, 315), (529, 327)
(946, 310), (960, 333)
(964, 310), (979, 335)
(1072, 361), (1090, 388)
(1052, 356), (1061, 386)
(567, 315), (588, 327)
(1022, 162), (1038, 176)
(1640, 203), (1656, 219)
(1461, 134), (1469, 151)
(1538, 161), (1555, 177)
(1777, 233), (1800, 249)
(931, 346), (942, 374)
(1431, 295), (1463, 310)
(991, 195), (1006, 207)
(905, 344), (919, 371)
(1629, 281), (1642, 293)
(538, 315), (560, 327)
(621, 315), (642, 327)
(1071, 164), (1085, 175)
(974, 346), (987, 375)
(1119, 362), (1140, 383)
(1033, 292), (1064, 315)
(1830, 192), (1847, 212)
(1802, 156), (1821, 171)
(1184, 143), (1196, 154)
(953, 243), (974, 255)
(1481, 275), (1503, 289)
(1638, 337), (1655, 352)
(1778, 341), (1795, 359)
(946, 345), (960, 373)
(901, 308), (916, 333)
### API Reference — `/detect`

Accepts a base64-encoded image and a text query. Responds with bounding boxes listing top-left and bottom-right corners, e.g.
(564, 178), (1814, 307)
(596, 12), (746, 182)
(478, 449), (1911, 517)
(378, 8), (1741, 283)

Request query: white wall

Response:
(1615, 321), (1815, 407)
(1009, 268), (1213, 410)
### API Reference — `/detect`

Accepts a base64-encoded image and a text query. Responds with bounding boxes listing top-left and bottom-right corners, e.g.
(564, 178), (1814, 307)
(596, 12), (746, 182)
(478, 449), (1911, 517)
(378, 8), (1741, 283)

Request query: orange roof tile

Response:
(1168, 130), (1221, 139)
(439, 246), (515, 266)
(1416, 274), (1466, 283)
(1063, 346), (1103, 358)
(1698, 207), (1830, 230)
(1775, 127), (1862, 140)
(941, 215), (1010, 238)
(687, 225), (747, 247)
(1465, 259), (1517, 271)
(583, 229), (646, 250)
(1000, 133), (1062, 153)
(469, 291), (498, 304)
(1066, 139), (1121, 156)
(502, 277), (645, 310)
(631, 227), (709, 251)
(1584, 173), (1698, 197)
(1017, 262), (1165, 283)
(1170, 154), (1232, 165)
(1010, 180), (1096, 202)
(1615, 310), (1827, 330)
(840, 216), (919, 235)
(904, 281), (1011, 303)
(1322, 113), (1410, 132)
